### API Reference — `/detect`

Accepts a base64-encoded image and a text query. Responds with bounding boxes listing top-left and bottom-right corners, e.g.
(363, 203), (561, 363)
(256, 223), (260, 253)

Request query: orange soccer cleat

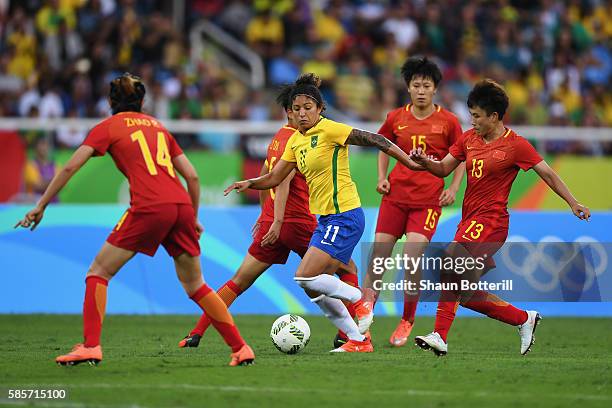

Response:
(330, 337), (373, 353)
(353, 299), (374, 334)
(56, 344), (102, 366)
(389, 319), (414, 347)
(229, 344), (255, 366)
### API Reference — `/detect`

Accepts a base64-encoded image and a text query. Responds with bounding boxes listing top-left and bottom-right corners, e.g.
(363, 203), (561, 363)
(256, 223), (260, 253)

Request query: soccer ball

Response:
(270, 314), (311, 354)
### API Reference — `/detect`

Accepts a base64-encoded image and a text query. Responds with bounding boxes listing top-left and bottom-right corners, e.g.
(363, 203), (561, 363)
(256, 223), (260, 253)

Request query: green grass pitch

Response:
(1, 314), (610, 407)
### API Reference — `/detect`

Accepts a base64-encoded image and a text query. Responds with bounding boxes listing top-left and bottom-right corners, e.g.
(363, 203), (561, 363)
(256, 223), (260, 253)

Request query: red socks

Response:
(190, 280), (242, 336)
(190, 283), (245, 352)
(462, 291), (528, 326)
(433, 297), (460, 342)
(434, 290), (528, 343)
(339, 272), (358, 318)
(83, 276), (108, 347)
(401, 289), (419, 323)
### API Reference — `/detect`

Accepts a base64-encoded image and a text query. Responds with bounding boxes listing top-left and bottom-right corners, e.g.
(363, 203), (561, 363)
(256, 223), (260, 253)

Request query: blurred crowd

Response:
(0, 0), (610, 152)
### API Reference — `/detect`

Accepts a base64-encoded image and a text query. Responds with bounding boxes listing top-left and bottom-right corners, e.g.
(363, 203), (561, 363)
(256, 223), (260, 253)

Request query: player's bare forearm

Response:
(259, 163), (270, 209)
(185, 178), (200, 215)
(346, 129), (421, 170)
(377, 151), (390, 182)
(448, 162), (466, 192)
(533, 161), (578, 207)
(412, 151), (460, 178)
(273, 170), (295, 223)
(533, 160), (590, 220)
(37, 145), (94, 208)
(248, 160), (296, 190)
(172, 154), (201, 214)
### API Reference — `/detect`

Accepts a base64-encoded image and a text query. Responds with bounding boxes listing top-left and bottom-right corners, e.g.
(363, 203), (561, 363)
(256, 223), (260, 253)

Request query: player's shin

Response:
(338, 273), (359, 318)
(434, 295), (460, 342)
(402, 295), (418, 323)
(190, 284), (245, 352)
(190, 280), (243, 336)
(83, 276), (108, 347)
(313, 295), (365, 341)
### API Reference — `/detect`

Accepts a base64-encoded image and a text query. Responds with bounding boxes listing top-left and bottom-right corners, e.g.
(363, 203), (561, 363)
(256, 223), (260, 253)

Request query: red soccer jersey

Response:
(83, 112), (192, 208)
(449, 128), (543, 227)
(378, 104), (462, 206)
(260, 125), (316, 224)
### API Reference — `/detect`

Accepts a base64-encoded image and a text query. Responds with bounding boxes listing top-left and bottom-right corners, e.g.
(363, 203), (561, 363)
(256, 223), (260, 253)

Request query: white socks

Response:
(312, 295), (365, 341)
(294, 274), (361, 302)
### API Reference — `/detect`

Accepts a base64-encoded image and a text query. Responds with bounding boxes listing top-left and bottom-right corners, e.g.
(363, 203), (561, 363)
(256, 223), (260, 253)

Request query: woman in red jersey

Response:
(15, 73), (254, 367)
(360, 57), (466, 347)
(409, 79), (590, 356)
(178, 83), (360, 349)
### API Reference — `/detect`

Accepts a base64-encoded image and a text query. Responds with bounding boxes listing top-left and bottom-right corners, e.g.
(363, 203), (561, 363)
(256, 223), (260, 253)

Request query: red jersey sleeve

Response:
(449, 131), (467, 161)
(377, 110), (399, 143)
(514, 137), (543, 171)
(82, 121), (110, 156)
(166, 132), (184, 158)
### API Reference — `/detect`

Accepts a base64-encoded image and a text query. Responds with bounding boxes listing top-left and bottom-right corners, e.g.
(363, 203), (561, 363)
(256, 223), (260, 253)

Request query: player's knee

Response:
(87, 262), (115, 281)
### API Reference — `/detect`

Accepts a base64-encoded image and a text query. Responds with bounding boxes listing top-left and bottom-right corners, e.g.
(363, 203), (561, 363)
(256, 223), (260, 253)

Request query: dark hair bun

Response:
(295, 73), (321, 88)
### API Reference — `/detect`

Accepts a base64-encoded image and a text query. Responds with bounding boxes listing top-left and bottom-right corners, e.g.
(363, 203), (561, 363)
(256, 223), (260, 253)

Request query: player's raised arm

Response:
(15, 145), (95, 231)
(224, 159), (296, 195)
(409, 150), (461, 178)
(532, 161), (590, 221)
(346, 128), (423, 171)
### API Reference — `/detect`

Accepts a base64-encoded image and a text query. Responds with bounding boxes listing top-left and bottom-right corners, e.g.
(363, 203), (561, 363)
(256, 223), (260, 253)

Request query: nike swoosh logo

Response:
(466, 146), (474, 150)
(398, 125), (409, 130)
(320, 241), (333, 246)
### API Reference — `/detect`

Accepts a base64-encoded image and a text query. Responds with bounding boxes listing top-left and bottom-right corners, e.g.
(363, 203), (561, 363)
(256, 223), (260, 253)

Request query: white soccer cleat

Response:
(414, 332), (448, 356)
(518, 310), (541, 355)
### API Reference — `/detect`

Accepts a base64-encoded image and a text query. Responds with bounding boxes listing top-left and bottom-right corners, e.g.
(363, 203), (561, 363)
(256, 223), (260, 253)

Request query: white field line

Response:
(0, 400), (145, 408)
(1, 383), (610, 403)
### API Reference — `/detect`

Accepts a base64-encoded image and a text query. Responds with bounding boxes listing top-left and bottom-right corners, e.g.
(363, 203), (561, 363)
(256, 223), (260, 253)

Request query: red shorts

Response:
(248, 221), (317, 264)
(107, 203), (200, 257)
(453, 217), (508, 270)
(375, 199), (441, 241)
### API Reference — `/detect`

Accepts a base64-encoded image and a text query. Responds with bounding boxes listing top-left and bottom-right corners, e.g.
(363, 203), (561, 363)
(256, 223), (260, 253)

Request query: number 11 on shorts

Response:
(323, 225), (339, 243)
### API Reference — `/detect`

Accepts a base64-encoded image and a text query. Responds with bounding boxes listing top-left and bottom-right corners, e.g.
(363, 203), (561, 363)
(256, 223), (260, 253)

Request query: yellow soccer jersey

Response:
(281, 117), (361, 215)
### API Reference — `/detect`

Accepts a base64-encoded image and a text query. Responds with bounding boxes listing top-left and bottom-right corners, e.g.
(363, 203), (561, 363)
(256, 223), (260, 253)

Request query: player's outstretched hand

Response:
(376, 179), (390, 195)
(409, 148), (427, 165)
(224, 180), (252, 196)
(14, 206), (45, 231)
(571, 203), (591, 221)
(261, 220), (282, 247)
(439, 188), (457, 207)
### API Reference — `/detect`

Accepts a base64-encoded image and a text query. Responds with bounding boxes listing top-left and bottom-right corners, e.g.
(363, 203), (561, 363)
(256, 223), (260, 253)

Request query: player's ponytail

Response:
(290, 73), (325, 111)
(109, 73), (146, 114)
(275, 84), (294, 111)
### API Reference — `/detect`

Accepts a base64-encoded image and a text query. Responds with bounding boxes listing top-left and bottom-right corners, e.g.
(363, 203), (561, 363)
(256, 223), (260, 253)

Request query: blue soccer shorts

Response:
(309, 207), (365, 264)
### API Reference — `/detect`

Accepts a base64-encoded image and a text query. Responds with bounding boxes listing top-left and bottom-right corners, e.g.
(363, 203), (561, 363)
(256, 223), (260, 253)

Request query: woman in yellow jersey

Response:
(225, 74), (421, 353)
